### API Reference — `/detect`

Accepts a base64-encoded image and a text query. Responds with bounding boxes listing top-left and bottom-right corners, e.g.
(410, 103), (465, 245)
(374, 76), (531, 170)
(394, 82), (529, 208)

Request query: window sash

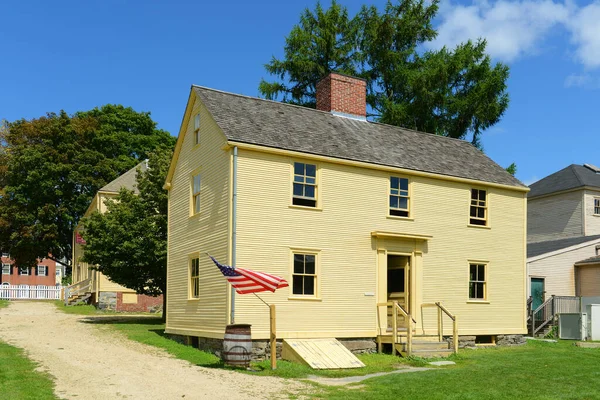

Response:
(37, 266), (47, 276)
(469, 189), (487, 224)
(1, 263), (9, 275)
(19, 267), (29, 276)
(469, 263), (486, 299)
(595, 199), (600, 215)
(190, 258), (200, 298)
(292, 254), (317, 296)
(293, 163), (317, 201)
(192, 174), (201, 214)
(389, 177), (410, 213)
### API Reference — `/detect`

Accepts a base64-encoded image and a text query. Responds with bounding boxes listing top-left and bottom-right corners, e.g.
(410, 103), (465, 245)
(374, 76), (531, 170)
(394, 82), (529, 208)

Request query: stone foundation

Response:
(164, 335), (377, 361)
(97, 291), (117, 310)
(447, 334), (526, 348)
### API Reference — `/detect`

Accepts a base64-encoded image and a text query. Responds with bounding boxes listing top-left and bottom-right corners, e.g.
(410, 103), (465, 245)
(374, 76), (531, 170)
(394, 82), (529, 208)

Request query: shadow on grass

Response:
(80, 316), (164, 325)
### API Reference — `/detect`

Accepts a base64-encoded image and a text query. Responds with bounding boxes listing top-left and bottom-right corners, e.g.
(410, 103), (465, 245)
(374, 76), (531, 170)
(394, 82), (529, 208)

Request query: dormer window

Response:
(193, 114), (201, 145)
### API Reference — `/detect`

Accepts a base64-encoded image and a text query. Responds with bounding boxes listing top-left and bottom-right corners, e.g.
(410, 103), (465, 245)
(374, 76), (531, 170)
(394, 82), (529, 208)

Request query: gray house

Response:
(527, 164), (600, 309)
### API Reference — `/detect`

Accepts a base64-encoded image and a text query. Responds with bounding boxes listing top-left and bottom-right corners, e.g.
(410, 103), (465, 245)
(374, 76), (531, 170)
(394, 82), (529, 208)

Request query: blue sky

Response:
(1, 0), (598, 185)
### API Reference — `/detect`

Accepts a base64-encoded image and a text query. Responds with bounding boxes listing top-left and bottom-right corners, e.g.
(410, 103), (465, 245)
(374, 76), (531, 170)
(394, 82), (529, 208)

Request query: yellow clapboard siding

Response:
(165, 91), (230, 336)
(233, 149), (526, 338)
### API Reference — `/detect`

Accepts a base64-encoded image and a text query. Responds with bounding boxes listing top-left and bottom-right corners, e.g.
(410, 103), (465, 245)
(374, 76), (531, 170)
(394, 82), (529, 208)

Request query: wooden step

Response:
(395, 344), (454, 358)
(402, 341), (449, 351)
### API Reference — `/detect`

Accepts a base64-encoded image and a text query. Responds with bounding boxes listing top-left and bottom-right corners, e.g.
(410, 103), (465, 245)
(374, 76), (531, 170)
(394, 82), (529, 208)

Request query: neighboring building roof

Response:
(528, 234), (600, 258)
(100, 161), (148, 194)
(528, 164), (600, 198)
(193, 86), (525, 188)
(575, 255), (600, 266)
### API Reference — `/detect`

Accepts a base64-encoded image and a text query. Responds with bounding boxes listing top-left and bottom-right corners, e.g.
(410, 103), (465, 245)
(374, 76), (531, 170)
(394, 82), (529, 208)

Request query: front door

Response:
(531, 277), (545, 312)
(387, 254), (410, 328)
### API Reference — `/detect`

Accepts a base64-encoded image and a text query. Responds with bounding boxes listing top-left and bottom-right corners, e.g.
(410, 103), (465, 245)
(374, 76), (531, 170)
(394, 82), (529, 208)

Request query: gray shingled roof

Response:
(193, 86), (525, 188)
(100, 161), (148, 194)
(529, 164), (600, 198)
(528, 235), (600, 258)
(575, 255), (600, 265)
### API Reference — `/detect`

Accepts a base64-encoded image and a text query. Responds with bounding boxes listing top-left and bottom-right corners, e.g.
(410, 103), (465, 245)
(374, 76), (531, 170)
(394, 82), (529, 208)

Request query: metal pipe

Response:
(231, 146), (238, 324)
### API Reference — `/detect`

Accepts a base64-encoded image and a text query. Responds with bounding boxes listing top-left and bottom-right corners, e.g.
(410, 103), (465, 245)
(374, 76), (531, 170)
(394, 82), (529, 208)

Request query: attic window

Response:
(469, 189), (487, 226)
(193, 114), (201, 145)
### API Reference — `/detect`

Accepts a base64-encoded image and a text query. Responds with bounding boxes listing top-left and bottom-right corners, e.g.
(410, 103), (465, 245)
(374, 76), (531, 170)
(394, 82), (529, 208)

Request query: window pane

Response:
(195, 195), (201, 214)
(390, 188), (399, 196)
(478, 264), (485, 280)
(400, 178), (408, 191)
(479, 190), (486, 201)
(304, 276), (315, 295)
(469, 283), (475, 298)
(390, 177), (399, 189)
(305, 164), (316, 177)
(193, 175), (201, 193)
(294, 255), (304, 273)
(477, 208), (485, 218)
(293, 183), (303, 197)
(475, 283), (484, 298)
(399, 198), (408, 210)
(470, 207), (477, 217)
(306, 177), (316, 185)
(294, 175), (304, 183)
(293, 275), (303, 295)
(305, 255), (315, 274)
(305, 185), (315, 199)
(390, 196), (399, 208)
(471, 189), (478, 199)
(470, 265), (476, 280)
(294, 162), (304, 176)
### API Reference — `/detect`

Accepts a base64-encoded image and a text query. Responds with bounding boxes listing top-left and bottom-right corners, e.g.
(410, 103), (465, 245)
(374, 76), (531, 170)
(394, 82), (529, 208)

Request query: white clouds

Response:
(564, 73), (600, 88)
(430, 0), (600, 71)
(568, 2), (600, 69)
(429, 0), (571, 62)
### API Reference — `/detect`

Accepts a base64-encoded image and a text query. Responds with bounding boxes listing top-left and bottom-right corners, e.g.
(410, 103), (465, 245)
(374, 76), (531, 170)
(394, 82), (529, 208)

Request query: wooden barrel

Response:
(222, 324), (252, 367)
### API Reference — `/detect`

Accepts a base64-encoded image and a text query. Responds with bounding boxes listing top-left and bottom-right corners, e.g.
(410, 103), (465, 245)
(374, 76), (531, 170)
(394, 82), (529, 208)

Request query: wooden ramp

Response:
(282, 339), (365, 369)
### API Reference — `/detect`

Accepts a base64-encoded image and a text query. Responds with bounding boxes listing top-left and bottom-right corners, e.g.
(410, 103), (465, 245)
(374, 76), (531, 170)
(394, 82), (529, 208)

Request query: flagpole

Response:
(253, 293), (276, 370)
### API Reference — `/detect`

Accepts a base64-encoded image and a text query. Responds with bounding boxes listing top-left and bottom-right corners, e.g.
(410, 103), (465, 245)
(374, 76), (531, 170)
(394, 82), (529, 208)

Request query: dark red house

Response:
(0, 253), (57, 286)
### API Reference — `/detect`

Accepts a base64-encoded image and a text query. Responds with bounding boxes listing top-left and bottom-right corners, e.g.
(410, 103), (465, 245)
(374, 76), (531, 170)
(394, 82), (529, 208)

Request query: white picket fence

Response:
(0, 285), (63, 300)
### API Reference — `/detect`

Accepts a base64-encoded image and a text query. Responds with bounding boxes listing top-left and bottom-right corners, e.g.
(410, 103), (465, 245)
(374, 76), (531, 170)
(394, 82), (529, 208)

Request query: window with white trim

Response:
(293, 162), (317, 207)
(292, 253), (317, 296)
(469, 189), (488, 226)
(190, 257), (200, 299)
(37, 265), (47, 276)
(2, 263), (10, 275)
(389, 177), (410, 217)
(193, 113), (201, 145)
(19, 266), (29, 276)
(1, 252), (9, 258)
(192, 174), (201, 214)
(594, 198), (600, 216)
(469, 263), (487, 300)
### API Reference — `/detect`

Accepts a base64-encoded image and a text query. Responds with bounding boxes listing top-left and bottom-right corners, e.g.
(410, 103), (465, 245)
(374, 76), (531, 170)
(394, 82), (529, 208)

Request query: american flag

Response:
(208, 255), (289, 294)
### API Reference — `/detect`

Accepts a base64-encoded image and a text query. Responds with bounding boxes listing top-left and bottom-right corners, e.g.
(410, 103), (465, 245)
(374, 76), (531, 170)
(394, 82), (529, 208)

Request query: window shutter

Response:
(9, 266), (12, 275)
(34, 267), (38, 276)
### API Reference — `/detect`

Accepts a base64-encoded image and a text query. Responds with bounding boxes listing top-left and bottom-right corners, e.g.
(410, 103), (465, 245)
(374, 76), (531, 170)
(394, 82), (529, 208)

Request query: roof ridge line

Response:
(570, 164), (586, 186)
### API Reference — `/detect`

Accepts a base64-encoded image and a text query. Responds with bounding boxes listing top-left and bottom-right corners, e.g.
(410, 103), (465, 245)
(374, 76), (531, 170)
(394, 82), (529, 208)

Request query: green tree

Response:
(81, 148), (170, 319)
(259, 0), (359, 107)
(259, 0), (509, 146)
(0, 105), (174, 268)
(506, 162), (517, 176)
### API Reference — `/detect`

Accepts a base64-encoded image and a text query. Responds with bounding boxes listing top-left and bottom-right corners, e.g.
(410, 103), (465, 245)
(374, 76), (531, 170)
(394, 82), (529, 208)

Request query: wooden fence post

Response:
(392, 301), (398, 356)
(270, 304), (276, 370)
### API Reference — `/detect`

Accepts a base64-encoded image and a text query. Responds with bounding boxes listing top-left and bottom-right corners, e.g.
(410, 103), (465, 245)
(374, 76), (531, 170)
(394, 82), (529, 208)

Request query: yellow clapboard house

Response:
(164, 73), (528, 355)
(71, 161), (162, 311)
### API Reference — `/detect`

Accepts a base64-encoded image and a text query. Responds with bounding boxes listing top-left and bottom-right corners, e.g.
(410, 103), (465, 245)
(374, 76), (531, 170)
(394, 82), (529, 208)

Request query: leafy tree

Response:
(259, 0), (510, 146)
(81, 147), (170, 319)
(259, 0), (359, 107)
(0, 105), (174, 268)
(506, 163), (517, 176)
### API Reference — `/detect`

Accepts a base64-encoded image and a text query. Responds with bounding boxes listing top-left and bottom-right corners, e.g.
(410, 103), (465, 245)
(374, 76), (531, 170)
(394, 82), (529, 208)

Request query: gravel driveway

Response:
(0, 302), (305, 400)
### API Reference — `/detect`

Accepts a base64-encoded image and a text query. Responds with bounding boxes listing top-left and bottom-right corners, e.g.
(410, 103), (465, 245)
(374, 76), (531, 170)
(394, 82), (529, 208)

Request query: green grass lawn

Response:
(0, 301), (58, 400)
(54, 304), (600, 399)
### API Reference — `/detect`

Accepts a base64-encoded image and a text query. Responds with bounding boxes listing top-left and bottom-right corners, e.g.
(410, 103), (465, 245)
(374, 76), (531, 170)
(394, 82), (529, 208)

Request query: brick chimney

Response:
(316, 72), (367, 120)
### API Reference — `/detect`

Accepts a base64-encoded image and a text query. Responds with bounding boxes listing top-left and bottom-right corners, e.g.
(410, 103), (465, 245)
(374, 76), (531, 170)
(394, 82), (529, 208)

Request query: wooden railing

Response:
(421, 302), (458, 354)
(530, 295), (580, 336)
(392, 301), (412, 357)
(64, 277), (92, 305)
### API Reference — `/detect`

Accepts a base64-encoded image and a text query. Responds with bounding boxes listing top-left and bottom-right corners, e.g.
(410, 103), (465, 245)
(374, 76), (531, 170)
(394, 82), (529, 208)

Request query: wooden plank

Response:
(282, 339), (365, 369)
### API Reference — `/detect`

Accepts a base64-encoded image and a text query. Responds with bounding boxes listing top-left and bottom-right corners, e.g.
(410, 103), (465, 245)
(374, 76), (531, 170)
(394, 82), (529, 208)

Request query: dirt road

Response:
(0, 302), (305, 400)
